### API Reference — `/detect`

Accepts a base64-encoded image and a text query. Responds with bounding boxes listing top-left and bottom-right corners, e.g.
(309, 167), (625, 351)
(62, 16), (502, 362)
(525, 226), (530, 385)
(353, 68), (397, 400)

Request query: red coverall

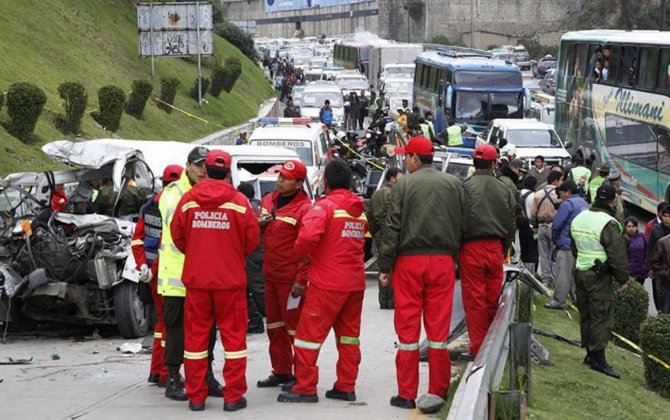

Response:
(260, 190), (311, 377)
(130, 193), (167, 383)
(292, 189), (368, 396)
(460, 240), (504, 356)
(171, 179), (260, 405)
(393, 254), (455, 400)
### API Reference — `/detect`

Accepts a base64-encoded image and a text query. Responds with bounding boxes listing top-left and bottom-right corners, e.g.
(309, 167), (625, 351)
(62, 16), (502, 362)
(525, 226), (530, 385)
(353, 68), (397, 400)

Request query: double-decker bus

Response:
(413, 47), (529, 136)
(555, 30), (670, 213)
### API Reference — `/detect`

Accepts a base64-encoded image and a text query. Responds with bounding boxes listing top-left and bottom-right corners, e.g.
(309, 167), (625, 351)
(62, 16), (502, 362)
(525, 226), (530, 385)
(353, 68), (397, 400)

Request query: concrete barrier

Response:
(194, 97), (280, 146)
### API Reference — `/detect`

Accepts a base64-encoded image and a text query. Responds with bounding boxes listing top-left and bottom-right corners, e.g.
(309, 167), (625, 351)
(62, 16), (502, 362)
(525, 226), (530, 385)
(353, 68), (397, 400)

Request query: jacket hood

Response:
(190, 178), (239, 209)
(326, 189), (365, 217)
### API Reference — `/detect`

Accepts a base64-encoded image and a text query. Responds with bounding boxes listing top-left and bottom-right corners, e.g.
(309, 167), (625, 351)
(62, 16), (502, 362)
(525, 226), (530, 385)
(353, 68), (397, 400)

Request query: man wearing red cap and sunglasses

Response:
(460, 144), (516, 357)
(378, 136), (465, 414)
(171, 150), (260, 412)
(131, 164), (183, 387)
(256, 160), (312, 391)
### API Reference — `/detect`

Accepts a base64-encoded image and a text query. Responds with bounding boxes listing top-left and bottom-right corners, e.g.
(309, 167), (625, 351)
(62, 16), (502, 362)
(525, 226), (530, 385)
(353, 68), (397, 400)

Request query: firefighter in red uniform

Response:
(256, 160), (312, 390)
(278, 160), (368, 403)
(461, 144), (516, 356)
(131, 164), (183, 387)
(171, 150), (260, 412)
(378, 136), (465, 413)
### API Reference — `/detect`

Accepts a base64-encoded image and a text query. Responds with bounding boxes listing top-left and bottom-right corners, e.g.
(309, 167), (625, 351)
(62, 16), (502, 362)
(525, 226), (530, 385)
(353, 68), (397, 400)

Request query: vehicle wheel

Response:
(114, 281), (150, 339)
(352, 174), (365, 194)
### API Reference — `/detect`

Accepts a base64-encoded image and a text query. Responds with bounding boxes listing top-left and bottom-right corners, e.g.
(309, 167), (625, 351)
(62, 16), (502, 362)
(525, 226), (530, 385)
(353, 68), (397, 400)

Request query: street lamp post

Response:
(403, 1), (411, 42)
(470, 0), (474, 48)
(662, 0), (667, 31)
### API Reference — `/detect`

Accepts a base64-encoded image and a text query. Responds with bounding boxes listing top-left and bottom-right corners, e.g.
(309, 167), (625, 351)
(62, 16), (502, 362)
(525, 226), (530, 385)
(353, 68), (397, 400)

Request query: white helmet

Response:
(501, 143), (517, 157)
(335, 131), (346, 141)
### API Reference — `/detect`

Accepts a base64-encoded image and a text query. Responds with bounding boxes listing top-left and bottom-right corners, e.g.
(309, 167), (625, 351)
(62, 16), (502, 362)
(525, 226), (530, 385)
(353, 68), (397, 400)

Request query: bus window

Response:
(429, 66), (438, 92)
(557, 41), (575, 91)
(574, 43), (589, 78)
(602, 45), (618, 85)
(657, 48), (670, 92)
(421, 64), (431, 88)
(620, 46), (639, 86)
(605, 114), (657, 169)
(658, 127), (670, 174)
(638, 47), (658, 90)
(414, 63), (423, 85)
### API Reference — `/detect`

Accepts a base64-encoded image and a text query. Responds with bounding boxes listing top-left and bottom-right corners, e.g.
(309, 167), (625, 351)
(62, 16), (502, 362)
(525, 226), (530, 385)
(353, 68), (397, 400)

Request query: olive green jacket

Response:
(462, 170), (517, 252)
(378, 166), (465, 272)
(367, 184), (392, 242)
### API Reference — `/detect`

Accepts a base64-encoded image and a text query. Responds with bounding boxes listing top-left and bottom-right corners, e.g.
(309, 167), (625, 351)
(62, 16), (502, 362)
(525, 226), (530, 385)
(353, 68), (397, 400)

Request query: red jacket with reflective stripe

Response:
(171, 179), (260, 290)
(294, 189), (367, 292)
(261, 189), (312, 283)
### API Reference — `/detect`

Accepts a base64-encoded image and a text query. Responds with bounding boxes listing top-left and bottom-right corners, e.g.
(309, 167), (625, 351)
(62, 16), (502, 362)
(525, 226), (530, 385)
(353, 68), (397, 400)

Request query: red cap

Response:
(205, 150), (231, 169)
(394, 136), (434, 156)
(276, 159), (307, 180)
(473, 144), (498, 161)
(162, 164), (183, 182)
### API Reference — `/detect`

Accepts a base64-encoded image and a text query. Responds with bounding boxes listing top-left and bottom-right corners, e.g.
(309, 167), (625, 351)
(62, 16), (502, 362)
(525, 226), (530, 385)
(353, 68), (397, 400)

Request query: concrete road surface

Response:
(0, 280), (458, 420)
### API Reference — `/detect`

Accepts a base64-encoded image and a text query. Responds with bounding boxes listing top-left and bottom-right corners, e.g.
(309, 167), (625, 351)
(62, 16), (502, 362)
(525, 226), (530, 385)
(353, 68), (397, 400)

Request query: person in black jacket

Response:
(238, 182), (266, 334)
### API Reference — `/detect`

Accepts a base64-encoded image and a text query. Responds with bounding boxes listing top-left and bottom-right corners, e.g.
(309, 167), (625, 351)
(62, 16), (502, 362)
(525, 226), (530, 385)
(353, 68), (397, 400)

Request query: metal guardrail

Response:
(448, 266), (537, 420)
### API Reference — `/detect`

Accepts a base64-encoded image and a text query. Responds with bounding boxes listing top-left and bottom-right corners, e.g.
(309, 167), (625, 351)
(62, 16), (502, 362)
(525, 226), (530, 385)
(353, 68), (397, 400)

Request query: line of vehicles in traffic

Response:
(4, 29), (667, 338)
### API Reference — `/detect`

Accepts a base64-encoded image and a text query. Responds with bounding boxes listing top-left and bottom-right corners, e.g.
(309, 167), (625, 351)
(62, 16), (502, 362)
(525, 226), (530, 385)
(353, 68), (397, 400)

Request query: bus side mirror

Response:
(522, 88), (531, 111)
(565, 141), (573, 149)
(445, 86), (453, 110)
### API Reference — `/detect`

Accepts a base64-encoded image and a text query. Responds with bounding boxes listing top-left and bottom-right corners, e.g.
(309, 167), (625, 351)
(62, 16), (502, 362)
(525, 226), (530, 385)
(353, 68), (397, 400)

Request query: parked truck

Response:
(367, 43), (423, 92)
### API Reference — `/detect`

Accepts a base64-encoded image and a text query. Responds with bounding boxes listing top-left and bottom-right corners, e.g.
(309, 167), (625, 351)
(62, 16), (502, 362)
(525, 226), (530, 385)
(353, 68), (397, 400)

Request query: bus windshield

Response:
(455, 91), (522, 122)
(454, 71), (522, 88)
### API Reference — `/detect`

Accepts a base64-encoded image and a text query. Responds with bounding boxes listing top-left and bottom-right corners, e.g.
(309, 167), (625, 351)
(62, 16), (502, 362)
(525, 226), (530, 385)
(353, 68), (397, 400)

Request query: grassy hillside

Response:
(0, 0), (273, 177)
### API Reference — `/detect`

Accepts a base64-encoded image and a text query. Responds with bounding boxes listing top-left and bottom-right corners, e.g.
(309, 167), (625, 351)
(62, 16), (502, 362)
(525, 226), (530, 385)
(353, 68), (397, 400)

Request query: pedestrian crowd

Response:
(130, 138), (648, 414)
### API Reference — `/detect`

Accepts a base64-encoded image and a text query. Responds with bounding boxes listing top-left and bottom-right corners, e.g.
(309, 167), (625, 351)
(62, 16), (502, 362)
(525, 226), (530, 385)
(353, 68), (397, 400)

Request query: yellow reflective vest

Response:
(570, 209), (622, 271)
(157, 172), (192, 297)
(447, 125), (463, 147)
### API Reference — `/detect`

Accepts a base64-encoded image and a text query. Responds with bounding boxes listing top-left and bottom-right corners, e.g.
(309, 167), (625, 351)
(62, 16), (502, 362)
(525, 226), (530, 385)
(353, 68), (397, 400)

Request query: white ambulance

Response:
(249, 117), (331, 195)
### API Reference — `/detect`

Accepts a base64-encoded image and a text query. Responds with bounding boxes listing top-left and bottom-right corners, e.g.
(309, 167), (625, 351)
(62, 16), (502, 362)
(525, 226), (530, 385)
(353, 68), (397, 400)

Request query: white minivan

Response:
(249, 117), (331, 195)
(299, 81), (345, 128)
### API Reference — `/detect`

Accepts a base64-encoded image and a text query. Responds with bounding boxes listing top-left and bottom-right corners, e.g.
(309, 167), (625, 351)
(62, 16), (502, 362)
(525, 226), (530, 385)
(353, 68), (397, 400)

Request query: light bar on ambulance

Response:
(258, 117), (315, 126)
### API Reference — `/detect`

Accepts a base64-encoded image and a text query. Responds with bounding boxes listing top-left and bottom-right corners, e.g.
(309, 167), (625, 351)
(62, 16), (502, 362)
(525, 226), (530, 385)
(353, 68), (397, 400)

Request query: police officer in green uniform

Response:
(570, 184), (628, 379)
(367, 167), (402, 309)
(588, 163), (610, 202)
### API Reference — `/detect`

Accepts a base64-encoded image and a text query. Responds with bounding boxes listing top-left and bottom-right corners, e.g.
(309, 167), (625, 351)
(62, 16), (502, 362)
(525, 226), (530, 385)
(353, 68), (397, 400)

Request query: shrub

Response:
(125, 79), (153, 119)
(6, 82), (47, 142)
(405, 0), (425, 21)
(0, 91), (4, 111)
(189, 77), (210, 101)
(640, 315), (670, 397)
(92, 85), (125, 132)
(210, 66), (226, 98)
(214, 21), (258, 62)
(55, 82), (87, 134)
(222, 56), (242, 93)
(158, 77), (180, 113)
(429, 35), (450, 45)
(613, 280), (649, 344)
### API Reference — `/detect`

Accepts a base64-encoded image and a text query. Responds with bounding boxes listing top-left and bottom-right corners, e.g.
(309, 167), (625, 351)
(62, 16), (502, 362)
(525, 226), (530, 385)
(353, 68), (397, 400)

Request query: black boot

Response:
(206, 370), (224, 398)
(147, 373), (160, 384)
(224, 396), (248, 412)
(583, 350), (593, 366)
(589, 350), (620, 379)
(390, 395), (416, 409)
(277, 391), (319, 403)
(165, 366), (188, 401)
(257, 373), (295, 388)
(325, 387), (356, 401)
